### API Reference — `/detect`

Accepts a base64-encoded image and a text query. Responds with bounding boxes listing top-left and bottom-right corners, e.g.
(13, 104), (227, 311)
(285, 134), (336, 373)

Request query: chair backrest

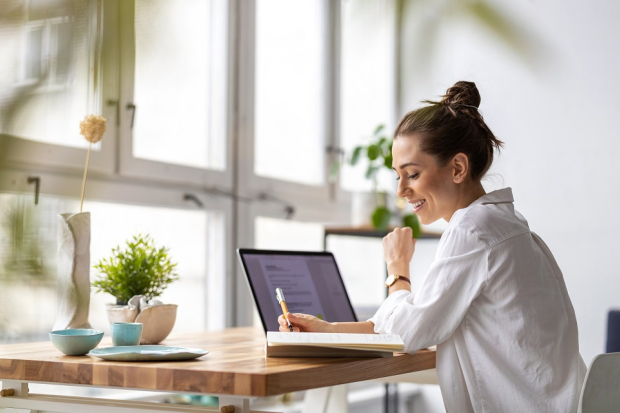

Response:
(577, 352), (620, 413)
(607, 310), (620, 353)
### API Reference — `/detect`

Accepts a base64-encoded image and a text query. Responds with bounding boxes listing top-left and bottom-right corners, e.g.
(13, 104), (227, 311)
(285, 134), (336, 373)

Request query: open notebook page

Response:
(267, 332), (405, 352)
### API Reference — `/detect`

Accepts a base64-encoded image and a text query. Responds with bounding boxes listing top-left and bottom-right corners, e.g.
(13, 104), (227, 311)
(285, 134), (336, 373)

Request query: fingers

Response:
(279, 325), (301, 332)
(278, 313), (302, 332)
(277, 313), (320, 333)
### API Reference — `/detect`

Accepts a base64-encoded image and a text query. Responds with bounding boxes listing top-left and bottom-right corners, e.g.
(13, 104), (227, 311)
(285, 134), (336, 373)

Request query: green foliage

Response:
(349, 125), (393, 173)
(92, 234), (178, 305)
(403, 214), (421, 238)
(371, 206), (392, 230)
(0, 196), (53, 281)
(349, 125), (420, 238)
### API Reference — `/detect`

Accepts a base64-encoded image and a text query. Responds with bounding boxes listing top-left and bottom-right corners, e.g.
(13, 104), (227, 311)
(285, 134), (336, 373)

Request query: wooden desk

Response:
(0, 327), (436, 413)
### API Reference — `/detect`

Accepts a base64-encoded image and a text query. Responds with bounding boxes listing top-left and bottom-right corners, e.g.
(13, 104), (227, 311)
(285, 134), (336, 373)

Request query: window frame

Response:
(115, 0), (233, 188)
(2, 0), (111, 174)
(0, 0), (400, 331)
(237, 0), (342, 202)
(0, 0), (238, 331)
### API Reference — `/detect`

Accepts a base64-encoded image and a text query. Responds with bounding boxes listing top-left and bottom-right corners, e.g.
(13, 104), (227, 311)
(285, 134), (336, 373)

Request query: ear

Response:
(451, 153), (469, 183)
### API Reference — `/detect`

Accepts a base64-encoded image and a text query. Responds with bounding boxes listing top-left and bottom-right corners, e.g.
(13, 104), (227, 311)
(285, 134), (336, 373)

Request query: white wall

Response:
(400, 0), (620, 366)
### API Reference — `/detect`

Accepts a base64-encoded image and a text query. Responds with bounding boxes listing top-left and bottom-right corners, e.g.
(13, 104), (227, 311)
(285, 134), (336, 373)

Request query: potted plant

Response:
(92, 234), (179, 344)
(349, 125), (421, 237)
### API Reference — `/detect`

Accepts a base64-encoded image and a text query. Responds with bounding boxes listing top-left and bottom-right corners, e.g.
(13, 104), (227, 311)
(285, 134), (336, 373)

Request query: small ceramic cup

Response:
(111, 322), (143, 347)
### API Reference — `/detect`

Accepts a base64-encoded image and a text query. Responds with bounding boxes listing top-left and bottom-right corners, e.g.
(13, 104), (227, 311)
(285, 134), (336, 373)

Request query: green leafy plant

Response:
(350, 125), (420, 237)
(92, 234), (178, 305)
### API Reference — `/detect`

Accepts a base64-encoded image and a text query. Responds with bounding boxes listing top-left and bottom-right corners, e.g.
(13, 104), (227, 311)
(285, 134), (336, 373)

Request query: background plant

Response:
(92, 234), (178, 305)
(350, 125), (420, 237)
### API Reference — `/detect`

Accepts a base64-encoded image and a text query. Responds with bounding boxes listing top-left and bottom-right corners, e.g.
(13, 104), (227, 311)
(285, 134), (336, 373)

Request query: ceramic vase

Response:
(53, 212), (92, 330)
(106, 295), (177, 344)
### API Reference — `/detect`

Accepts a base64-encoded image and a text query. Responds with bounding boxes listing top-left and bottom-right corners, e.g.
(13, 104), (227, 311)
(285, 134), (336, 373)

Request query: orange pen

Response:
(275, 288), (293, 332)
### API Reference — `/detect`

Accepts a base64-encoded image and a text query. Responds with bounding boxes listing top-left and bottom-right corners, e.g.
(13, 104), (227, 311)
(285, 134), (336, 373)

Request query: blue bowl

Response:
(49, 329), (104, 356)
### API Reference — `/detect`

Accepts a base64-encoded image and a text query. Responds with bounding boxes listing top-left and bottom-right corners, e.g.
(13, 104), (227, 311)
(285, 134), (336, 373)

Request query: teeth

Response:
(412, 200), (425, 209)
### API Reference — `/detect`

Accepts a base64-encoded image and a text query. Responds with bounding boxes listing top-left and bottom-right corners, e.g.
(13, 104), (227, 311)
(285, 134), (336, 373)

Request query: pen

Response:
(275, 288), (293, 332)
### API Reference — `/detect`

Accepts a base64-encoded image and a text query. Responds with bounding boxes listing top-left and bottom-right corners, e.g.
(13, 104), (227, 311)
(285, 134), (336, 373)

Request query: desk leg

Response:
(1, 381), (29, 398)
(303, 385), (348, 413)
(218, 396), (253, 413)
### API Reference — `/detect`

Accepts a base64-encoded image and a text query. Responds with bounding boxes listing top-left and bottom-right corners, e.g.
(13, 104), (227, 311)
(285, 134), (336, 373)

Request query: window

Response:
(2, 0), (100, 149)
(0, 193), (225, 343)
(255, 217), (325, 251)
(339, 0), (396, 192)
(253, 216), (325, 327)
(116, 0), (229, 186)
(253, 0), (327, 186)
(131, 0), (225, 170)
(1, 0), (378, 341)
(86, 201), (222, 333)
(0, 0), (233, 343)
(326, 235), (387, 309)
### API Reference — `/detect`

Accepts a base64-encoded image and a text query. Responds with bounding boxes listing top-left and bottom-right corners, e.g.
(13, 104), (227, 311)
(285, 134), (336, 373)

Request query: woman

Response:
(279, 81), (586, 412)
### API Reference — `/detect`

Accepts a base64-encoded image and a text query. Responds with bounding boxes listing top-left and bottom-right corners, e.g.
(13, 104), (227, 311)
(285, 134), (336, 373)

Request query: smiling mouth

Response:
(411, 199), (426, 212)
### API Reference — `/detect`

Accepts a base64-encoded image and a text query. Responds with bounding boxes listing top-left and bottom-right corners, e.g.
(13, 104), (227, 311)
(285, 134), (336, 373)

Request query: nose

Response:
(396, 176), (410, 198)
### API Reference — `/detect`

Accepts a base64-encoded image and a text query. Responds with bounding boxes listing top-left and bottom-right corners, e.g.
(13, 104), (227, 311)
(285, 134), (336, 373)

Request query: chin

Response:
(417, 214), (437, 226)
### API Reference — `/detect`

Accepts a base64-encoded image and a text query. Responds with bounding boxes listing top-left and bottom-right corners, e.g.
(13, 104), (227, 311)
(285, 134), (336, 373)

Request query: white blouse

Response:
(370, 188), (586, 413)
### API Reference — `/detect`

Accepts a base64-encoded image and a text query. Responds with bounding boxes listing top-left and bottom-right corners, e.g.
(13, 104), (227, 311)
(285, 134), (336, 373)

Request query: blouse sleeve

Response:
(368, 228), (489, 353)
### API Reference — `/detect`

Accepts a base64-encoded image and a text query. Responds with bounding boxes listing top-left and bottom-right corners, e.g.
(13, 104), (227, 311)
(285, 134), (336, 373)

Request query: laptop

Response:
(237, 249), (358, 332)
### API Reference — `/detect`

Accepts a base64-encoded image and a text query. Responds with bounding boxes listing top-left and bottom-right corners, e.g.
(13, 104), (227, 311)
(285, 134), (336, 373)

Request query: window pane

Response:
(340, 0), (393, 191)
(0, 0), (98, 148)
(254, 0), (325, 185)
(26, 28), (43, 79)
(132, 0), (224, 170)
(253, 217), (324, 327)
(0, 193), (222, 343)
(255, 217), (324, 251)
(86, 201), (214, 334)
(326, 234), (440, 320)
(54, 21), (72, 84)
(326, 235), (386, 310)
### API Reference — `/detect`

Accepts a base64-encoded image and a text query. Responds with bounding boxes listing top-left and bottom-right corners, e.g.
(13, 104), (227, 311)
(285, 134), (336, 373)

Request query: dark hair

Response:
(393, 81), (503, 180)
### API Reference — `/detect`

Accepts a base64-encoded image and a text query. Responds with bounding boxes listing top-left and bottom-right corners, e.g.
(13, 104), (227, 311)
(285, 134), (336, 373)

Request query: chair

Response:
(577, 352), (620, 413)
(606, 310), (620, 353)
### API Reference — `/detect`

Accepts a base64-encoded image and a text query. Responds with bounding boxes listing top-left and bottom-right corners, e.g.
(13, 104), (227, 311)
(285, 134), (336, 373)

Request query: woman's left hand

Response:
(383, 227), (416, 274)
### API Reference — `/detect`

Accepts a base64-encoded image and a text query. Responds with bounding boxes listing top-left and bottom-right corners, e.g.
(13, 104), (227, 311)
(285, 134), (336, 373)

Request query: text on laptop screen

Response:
(239, 251), (357, 332)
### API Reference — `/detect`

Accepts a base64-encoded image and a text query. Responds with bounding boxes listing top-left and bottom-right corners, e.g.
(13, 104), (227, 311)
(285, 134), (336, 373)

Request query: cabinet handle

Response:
(27, 176), (40, 206)
(126, 103), (137, 129)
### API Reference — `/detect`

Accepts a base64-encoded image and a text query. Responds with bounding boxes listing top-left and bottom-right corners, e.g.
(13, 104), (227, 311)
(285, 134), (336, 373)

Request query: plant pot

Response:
(135, 304), (178, 344)
(352, 192), (380, 227)
(106, 304), (138, 323)
(105, 297), (177, 344)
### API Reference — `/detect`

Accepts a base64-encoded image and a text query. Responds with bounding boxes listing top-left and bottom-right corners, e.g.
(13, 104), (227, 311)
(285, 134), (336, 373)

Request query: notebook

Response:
(265, 332), (404, 358)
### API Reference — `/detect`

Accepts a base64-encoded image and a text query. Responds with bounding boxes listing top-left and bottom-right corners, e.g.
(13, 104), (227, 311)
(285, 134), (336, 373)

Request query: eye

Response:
(396, 173), (419, 181)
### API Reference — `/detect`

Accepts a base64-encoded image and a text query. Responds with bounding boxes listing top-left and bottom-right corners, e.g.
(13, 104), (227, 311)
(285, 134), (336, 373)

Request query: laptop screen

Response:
(237, 249), (358, 332)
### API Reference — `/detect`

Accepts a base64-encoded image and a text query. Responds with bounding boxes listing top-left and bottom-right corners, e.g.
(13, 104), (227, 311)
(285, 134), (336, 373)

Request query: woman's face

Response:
(392, 135), (460, 224)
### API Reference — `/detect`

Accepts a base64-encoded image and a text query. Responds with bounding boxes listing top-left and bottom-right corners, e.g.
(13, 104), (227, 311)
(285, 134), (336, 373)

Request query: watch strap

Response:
(387, 274), (411, 286)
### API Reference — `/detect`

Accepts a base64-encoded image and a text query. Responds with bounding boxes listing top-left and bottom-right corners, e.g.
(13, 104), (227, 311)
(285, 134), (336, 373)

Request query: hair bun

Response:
(441, 81), (481, 109)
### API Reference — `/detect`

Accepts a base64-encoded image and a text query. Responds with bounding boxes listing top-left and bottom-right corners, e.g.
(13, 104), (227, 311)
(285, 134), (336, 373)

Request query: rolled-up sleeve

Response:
(369, 228), (489, 353)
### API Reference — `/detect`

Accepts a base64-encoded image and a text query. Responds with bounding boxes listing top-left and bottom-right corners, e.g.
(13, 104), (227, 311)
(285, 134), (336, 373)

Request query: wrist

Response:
(386, 262), (410, 278)
(326, 322), (336, 334)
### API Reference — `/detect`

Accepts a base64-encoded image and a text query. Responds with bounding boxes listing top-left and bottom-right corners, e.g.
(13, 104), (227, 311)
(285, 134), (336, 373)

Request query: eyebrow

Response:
(392, 162), (420, 170)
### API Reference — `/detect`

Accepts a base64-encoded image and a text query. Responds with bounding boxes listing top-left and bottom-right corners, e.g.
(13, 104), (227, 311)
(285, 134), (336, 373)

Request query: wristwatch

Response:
(385, 274), (411, 287)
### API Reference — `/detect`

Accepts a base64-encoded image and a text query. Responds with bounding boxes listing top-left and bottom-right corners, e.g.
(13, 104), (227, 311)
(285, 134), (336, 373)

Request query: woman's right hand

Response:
(278, 313), (333, 333)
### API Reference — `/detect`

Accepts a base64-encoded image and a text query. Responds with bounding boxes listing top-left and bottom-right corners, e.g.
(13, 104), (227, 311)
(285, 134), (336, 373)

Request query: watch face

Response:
(385, 274), (396, 287)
